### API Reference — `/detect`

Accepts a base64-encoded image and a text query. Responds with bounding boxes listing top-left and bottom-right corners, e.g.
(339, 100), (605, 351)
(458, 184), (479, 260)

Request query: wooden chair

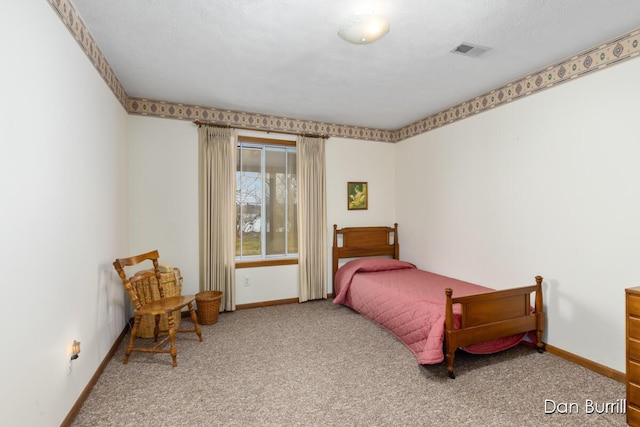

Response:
(113, 250), (203, 367)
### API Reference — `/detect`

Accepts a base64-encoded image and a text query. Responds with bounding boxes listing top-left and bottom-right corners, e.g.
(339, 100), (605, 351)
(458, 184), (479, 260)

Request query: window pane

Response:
(237, 147), (262, 257)
(265, 148), (286, 256)
(236, 140), (297, 260)
(287, 150), (298, 253)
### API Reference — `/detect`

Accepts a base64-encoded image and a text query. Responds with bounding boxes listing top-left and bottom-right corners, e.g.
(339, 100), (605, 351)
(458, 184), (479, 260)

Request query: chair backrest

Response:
(113, 250), (165, 310)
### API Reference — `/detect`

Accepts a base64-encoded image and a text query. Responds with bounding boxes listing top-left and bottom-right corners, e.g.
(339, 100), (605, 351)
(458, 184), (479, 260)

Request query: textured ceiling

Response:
(71, 0), (640, 130)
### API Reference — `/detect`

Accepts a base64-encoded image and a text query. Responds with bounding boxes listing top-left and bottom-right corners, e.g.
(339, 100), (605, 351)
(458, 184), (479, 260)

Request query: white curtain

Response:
(198, 126), (237, 311)
(296, 136), (327, 302)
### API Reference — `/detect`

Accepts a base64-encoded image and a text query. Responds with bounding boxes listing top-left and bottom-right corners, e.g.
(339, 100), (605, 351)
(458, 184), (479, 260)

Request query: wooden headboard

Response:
(332, 223), (400, 282)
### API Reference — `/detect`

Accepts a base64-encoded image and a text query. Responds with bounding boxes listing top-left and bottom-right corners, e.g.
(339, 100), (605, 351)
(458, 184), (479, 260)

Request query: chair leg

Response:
(188, 302), (203, 342)
(167, 312), (178, 367)
(154, 314), (161, 342)
(125, 316), (141, 365)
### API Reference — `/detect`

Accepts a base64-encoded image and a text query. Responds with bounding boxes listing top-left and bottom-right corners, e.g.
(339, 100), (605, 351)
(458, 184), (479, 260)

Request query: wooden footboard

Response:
(444, 275), (545, 378)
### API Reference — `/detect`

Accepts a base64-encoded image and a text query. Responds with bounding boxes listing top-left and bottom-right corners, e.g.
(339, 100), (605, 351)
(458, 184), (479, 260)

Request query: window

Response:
(236, 136), (297, 261)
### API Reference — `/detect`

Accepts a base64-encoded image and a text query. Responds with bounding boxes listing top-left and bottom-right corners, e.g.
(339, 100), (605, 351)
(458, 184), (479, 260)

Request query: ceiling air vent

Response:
(451, 42), (491, 58)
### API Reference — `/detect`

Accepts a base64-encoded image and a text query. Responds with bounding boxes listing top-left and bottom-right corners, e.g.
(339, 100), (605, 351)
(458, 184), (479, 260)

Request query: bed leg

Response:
(534, 276), (545, 355)
(446, 351), (456, 379)
(444, 289), (457, 379)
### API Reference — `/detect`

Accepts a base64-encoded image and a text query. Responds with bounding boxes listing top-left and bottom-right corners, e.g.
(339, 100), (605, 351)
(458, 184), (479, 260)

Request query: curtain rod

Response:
(193, 120), (230, 129)
(193, 120), (328, 139)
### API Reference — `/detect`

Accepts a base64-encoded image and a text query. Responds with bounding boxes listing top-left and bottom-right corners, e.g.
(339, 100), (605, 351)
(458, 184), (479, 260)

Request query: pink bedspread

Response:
(333, 258), (527, 365)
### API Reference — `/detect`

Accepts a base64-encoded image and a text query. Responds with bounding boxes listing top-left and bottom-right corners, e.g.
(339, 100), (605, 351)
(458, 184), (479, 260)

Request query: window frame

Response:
(235, 135), (298, 268)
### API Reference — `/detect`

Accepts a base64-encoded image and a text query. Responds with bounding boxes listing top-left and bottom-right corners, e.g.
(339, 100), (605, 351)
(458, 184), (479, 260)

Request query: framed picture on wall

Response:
(347, 182), (368, 210)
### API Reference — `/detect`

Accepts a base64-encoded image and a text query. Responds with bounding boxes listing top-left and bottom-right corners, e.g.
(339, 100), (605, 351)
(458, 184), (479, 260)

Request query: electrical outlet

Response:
(244, 277), (250, 287)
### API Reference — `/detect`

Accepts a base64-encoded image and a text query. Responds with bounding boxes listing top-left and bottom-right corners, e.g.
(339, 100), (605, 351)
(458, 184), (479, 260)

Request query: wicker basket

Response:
(196, 291), (223, 325)
(131, 267), (183, 338)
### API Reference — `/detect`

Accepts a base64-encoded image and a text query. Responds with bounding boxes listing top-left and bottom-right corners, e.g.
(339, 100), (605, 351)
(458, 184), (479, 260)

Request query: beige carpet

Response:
(72, 300), (626, 426)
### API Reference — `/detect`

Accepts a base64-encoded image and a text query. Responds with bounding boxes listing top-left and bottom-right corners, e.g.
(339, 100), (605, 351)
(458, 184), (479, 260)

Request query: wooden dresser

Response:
(626, 286), (640, 425)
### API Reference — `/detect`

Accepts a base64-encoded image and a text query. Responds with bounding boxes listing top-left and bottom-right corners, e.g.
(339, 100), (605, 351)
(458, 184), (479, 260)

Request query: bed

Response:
(332, 224), (545, 378)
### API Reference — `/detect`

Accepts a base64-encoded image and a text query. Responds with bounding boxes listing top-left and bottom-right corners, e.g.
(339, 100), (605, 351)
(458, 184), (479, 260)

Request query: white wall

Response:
(325, 137), (397, 289)
(127, 116), (200, 296)
(396, 56), (640, 372)
(326, 137), (396, 228)
(0, 2), (129, 425)
(127, 119), (397, 300)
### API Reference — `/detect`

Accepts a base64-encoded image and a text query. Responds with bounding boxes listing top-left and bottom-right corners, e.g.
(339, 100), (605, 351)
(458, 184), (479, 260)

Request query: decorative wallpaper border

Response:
(48, 0), (127, 108)
(50, 0), (639, 143)
(394, 29), (640, 142)
(126, 98), (395, 142)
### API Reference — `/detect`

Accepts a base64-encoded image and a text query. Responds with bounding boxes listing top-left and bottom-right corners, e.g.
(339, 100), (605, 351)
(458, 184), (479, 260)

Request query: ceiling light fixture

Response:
(338, 12), (390, 45)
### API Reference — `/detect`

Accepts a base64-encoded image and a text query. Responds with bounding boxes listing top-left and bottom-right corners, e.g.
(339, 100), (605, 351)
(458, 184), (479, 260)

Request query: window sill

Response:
(235, 258), (298, 269)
